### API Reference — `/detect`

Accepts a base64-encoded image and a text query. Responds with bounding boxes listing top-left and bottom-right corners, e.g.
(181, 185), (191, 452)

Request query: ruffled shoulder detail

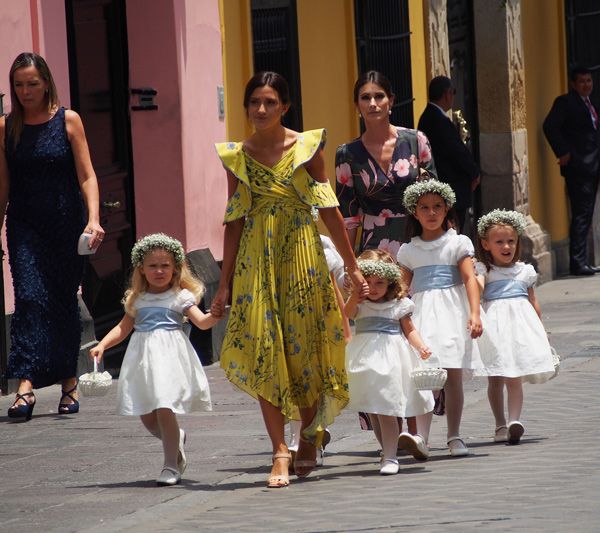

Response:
(215, 141), (252, 223)
(518, 262), (538, 287)
(291, 129), (339, 210)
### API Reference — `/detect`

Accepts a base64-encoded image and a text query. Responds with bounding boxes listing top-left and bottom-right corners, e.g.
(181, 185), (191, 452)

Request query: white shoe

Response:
(398, 432), (429, 461)
(315, 447), (324, 467)
(177, 429), (187, 474)
(380, 458), (399, 475)
(507, 421), (524, 445)
(157, 467), (181, 486)
(447, 436), (469, 457)
(494, 425), (508, 443)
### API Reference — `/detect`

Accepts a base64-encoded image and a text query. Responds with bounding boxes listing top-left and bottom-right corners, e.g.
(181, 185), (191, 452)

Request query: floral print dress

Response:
(215, 129), (347, 446)
(335, 127), (436, 256)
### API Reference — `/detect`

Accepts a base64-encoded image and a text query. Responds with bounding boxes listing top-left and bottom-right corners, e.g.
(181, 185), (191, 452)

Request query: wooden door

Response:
(66, 0), (135, 366)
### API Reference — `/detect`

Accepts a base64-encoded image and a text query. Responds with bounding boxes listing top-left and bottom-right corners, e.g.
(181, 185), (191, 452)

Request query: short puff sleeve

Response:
(521, 263), (538, 287)
(176, 289), (197, 312)
(396, 243), (413, 271)
(393, 297), (415, 320)
(474, 260), (488, 278)
(454, 234), (475, 262)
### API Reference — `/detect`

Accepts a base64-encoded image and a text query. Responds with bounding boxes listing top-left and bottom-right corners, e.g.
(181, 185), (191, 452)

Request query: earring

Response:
(388, 110), (392, 115)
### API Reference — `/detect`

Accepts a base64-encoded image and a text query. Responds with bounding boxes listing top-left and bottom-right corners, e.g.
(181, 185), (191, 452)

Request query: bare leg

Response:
(406, 416), (418, 435)
(13, 379), (34, 406)
(416, 412), (433, 446)
(156, 408), (180, 470)
(369, 414), (383, 448)
(60, 376), (79, 405)
(444, 369), (464, 439)
(140, 411), (162, 439)
(487, 376), (507, 428)
(505, 377), (523, 422)
(376, 414), (400, 461)
(258, 396), (289, 482)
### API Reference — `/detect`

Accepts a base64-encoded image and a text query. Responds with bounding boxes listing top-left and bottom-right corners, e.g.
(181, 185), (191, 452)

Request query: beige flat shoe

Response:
(494, 425), (508, 442)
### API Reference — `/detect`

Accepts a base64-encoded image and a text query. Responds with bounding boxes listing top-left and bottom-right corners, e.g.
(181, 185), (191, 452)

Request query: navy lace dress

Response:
(5, 107), (85, 388)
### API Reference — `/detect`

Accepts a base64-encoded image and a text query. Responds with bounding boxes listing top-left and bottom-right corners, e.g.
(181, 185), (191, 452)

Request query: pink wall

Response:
(127, 0), (226, 259)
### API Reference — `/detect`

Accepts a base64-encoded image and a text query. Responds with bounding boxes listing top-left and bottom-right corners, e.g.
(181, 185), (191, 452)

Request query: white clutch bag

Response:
(78, 232), (98, 255)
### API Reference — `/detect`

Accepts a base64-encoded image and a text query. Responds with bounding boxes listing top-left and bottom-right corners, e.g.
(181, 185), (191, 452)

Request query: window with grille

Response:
(565, 0), (600, 108)
(354, 0), (414, 128)
(251, 0), (303, 131)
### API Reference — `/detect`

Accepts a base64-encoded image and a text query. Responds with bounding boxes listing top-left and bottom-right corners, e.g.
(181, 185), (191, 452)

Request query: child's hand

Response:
(90, 345), (105, 362)
(419, 346), (432, 360)
(468, 315), (483, 338)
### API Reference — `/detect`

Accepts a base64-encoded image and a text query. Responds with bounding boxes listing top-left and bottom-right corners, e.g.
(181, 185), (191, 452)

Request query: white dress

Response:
(116, 289), (212, 416)
(397, 229), (501, 376)
(477, 262), (555, 383)
(346, 298), (434, 417)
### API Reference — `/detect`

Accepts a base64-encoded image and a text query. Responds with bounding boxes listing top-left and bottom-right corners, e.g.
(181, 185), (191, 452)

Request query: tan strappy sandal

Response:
(267, 452), (291, 488)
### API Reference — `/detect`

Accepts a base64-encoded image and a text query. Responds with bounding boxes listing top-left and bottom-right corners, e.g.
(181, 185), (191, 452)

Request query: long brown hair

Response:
(8, 52), (59, 148)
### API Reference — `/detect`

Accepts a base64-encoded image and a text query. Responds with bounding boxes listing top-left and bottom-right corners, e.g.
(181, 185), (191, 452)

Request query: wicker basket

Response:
(79, 357), (112, 397)
(410, 367), (447, 391)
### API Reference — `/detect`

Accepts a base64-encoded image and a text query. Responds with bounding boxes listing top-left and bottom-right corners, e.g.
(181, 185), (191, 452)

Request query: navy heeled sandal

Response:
(58, 384), (80, 414)
(7, 392), (36, 421)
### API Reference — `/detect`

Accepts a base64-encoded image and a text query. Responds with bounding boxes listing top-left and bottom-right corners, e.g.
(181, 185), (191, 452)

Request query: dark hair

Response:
(353, 70), (395, 103)
(569, 65), (591, 82)
(8, 52), (59, 147)
(475, 224), (522, 272)
(243, 71), (291, 109)
(428, 75), (452, 101)
(357, 248), (407, 300)
(405, 199), (459, 239)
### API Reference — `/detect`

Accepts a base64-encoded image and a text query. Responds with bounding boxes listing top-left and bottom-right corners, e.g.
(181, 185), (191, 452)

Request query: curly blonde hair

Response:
(123, 248), (205, 316)
(358, 249), (407, 300)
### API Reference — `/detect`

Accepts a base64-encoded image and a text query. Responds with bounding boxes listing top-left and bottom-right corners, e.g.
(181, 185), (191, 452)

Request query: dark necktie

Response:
(584, 97), (598, 129)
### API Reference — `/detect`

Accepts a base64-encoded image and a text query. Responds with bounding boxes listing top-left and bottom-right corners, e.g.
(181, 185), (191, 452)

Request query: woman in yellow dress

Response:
(211, 72), (367, 488)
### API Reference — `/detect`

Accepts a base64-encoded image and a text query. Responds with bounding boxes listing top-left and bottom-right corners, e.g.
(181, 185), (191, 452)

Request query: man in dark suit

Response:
(543, 65), (600, 276)
(418, 76), (480, 232)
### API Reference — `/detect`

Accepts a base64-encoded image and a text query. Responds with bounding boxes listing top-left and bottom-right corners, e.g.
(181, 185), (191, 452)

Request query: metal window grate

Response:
(354, 0), (414, 128)
(251, 0), (303, 131)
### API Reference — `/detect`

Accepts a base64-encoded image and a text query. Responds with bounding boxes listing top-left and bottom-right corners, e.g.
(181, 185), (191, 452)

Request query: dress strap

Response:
(411, 265), (462, 294)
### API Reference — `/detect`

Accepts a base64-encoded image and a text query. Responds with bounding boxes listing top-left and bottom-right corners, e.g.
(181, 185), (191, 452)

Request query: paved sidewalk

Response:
(1, 275), (599, 532)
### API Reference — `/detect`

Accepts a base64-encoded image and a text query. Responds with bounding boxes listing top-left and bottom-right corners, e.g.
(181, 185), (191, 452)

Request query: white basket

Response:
(410, 367), (447, 391)
(79, 357), (113, 397)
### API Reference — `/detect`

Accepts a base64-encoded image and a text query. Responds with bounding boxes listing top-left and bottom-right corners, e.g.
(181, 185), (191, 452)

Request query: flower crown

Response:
(131, 233), (186, 267)
(477, 209), (526, 238)
(402, 179), (456, 214)
(357, 259), (401, 281)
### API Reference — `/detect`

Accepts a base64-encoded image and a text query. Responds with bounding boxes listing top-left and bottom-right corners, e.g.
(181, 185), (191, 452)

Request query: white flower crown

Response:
(131, 233), (186, 267)
(477, 209), (527, 238)
(357, 259), (401, 281)
(403, 179), (456, 214)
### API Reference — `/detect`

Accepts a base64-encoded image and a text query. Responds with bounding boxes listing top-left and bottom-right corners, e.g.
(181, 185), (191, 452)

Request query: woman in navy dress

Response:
(0, 53), (104, 420)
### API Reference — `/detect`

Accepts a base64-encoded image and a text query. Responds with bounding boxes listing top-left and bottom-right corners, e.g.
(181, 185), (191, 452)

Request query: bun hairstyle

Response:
(357, 248), (407, 300)
(243, 71), (291, 110)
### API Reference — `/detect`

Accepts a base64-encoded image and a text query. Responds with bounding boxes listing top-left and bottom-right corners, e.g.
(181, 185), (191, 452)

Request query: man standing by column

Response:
(418, 76), (480, 233)
(543, 65), (600, 276)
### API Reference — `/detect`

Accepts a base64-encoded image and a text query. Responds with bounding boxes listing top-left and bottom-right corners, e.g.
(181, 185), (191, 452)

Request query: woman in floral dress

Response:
(211, 72), (367, 488)
(335, 70), (436, 436)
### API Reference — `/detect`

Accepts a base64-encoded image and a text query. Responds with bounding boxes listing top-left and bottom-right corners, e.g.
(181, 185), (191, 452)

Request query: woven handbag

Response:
(410, 353), (447, 391)
(79, 356), (112, 397)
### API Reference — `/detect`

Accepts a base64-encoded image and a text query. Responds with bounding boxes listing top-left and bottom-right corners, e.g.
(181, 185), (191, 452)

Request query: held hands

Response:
(346, 266), (369, 298)
(468, 314), (483, 339)
(210, 286), (230, 319)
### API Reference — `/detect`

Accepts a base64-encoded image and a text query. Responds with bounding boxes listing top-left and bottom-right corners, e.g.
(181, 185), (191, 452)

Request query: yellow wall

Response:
(296, 0), (359, 178)
(522, 0), (569, 241)
(218, 0), (253, 142)
(409, 0), (428, 124)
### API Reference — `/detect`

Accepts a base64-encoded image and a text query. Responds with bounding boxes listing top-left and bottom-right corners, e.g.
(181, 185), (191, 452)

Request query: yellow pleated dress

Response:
(215, 129), (348, 445)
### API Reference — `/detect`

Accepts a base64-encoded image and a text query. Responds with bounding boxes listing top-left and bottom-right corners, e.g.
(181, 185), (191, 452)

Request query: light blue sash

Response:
(355, 316), (402, 335)
(483, 279), (528, 301)
(135, 307), (183, 332)
(411, 265), (462, 294)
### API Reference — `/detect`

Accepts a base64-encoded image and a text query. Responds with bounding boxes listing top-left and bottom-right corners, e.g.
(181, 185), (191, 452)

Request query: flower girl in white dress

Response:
(91, 234), (218, 486)
(476, 210), (555, 445)
(345, 249), (434, 475)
